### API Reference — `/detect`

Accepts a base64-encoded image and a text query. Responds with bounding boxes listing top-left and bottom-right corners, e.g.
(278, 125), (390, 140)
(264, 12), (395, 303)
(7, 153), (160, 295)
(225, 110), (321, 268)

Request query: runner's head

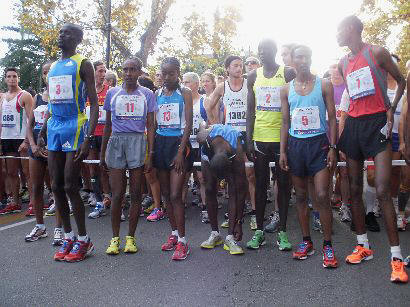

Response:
(123, 57), (143, 86)
(182, 72), (200, 94)
(201, 72), (216, 95)
(58, 23), (83, 50)
(93, 60), (107, 87)
(329, 63), (343, 85)
(4, 67), (19, 89)
(224, 55), (243, 79)
(138, 76), (157, 92)
(41, 62), (52, 86)
(105, 70), (117, 87)
(154, 69), (163, 88)
(291, 45), (312, 75)
(337, 15), (363, 47)
(161, 57), (181, 90)
(281, 43), (297, 67)
(210, 151), (230, 179)
(245, 56), (260, 73)
(258, 39), (277, 67)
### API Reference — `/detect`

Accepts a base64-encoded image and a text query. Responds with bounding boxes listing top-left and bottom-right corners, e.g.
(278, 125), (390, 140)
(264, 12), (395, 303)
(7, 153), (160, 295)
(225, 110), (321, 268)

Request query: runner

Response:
(207, 55), (257, 230)
(198, 123), (246, 254)
(100, 57), (156, 255)
(154, 69), (163, 89)
(244, 56), (260, 74)
(24, 62), (63, 245)
(281, 43), (297, 67)
(337, 15), (407, 283)
(155, 57), (193, 261)
(200, 72), (217, 123)
(0, 67), (33, 215)
(104, 70), (117, 87)
(87, 60), (111, 219)
(37, 23), (99, 262)
(245, 39), (295, 251)
(279, 45), (338, 268)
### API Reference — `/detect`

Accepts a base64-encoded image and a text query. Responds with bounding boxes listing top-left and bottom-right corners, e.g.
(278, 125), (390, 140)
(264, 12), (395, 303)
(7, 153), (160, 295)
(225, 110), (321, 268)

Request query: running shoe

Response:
(246, 230), (266, 249)
(293, 241), (314, 260)
(0, 203), (22, 215)
(141, 195), (153, 209)
(397, 214), (407, 231)
(250, 215), (257, 230)
(102, 196), (111, 209)
(391, 259), (408, 283)
(346, 245), (373, 264)
(224, 237), (244, 255)
(161, 235), (178, 251)
(106, 237), (120, 255)
(221, 219), (229, 228)
(277, 231), (292, 251)
(372, 199), (381, 217)
(243, 202), (252, 215)
(147, 208), (165, 222)
(25, 226), (47, 242)
(80, 190), (90, 202)
(64, 238), (94, 262)
(144, 203), (155, 215)
(339, 203), (351, 222)
(88, 193), (97, 207)
(200, 233), (223, 249)
(124, 236), (138, 253)
(201, 210), (209, 223)
(53, 228), (63, 246)
(45, 203), (56, 216)
(404, 256), (410, 267)
(25, 204), (35, 217)
(54, 238), (75, 261)
(264, 211), (280, 233)
(172, 242), (189, 260)
(88, 202), (106, 219)
(322, 245), (338, 268)
(312, 213), (323, 233)
(365, 212), (380, 232)
(20, 188), (30, 203)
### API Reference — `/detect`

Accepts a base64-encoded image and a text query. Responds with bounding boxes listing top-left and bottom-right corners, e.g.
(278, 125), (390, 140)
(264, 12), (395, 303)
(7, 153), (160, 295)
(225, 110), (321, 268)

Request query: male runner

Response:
(0, 67), (33, 214)
(198, 123), (246, 254)
(337, 15), (407, 282)
(244, 56), (260, 74)
(105, 70), (117, 87)
(38, 23), (99, 262)
(279, 45), (338, 268)
(246, 39), (295, 251)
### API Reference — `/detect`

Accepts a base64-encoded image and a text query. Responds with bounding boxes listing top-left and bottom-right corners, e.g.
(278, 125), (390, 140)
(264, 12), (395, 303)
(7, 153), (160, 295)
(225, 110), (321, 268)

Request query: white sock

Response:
(64, 231), (75, 240)
(211, 230), (220, 237)
(178, 236), (186, 244)
(78, 235), (88, 242)
(171, 230), (179, 237)
(36, 224), (45, 230)
(365, 182), (377, 214)
(226, 234), (234, 241)
(357, 233), (370, 249)
(391, 245), (403, 260)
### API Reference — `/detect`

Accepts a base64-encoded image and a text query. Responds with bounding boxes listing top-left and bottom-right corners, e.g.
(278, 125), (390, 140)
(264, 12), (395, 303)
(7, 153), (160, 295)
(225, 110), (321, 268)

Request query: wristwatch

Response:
(329, 144), (337, 150)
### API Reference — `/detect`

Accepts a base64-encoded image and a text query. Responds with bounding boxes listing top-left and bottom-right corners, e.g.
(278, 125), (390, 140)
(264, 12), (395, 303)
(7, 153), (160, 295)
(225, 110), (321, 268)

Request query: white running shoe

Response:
(53, 228), (63, 246)
(372, 199), (381, 217)
(339, 203), (352, 222)
(88, 202), (106, 219)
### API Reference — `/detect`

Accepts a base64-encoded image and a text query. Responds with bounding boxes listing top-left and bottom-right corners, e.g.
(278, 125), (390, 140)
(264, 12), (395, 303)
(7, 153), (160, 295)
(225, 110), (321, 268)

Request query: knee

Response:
(51, 182), (64, 194)
(64, 181), (78, 196)
(295, 190), (307, 205)
(315, 190), (329, 208)
(170, 191), (181, 204)
(376, 185), (390, 202)
(246, 171), (255, 183)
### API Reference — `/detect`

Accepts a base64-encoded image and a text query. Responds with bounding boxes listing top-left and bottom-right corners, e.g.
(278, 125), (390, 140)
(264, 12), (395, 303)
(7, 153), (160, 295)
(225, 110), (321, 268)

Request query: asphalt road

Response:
(0, 194), (409, 306)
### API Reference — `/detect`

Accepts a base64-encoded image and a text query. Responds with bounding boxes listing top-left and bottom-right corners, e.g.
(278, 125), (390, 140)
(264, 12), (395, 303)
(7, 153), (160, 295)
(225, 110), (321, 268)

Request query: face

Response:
(245, 60), (259, 73)
(154, 70), (163, 88)
(201, 75), (216, 94)
(336, 22), (350, 47)
(104, 78), (114, 87)
(161, 63), (179, 89)
(227, 59), (243, 78)
(281, 47), (292, 67)
(42, 64), (51, 85)
(5, 71), (19, 88)
(329, 64), (343, 84)
(122, 60), (141, 85)
(258, 42), (277, 67)
(95, 64), (107, 85)
(58, 24), (79, 50)
(182, 76), (199, 93)
(292, 47), (312, 74)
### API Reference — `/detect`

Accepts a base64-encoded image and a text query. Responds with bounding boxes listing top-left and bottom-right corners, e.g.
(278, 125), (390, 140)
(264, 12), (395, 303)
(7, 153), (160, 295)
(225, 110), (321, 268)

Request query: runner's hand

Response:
(171, 150), (184, 174)
(399, 143), (406, 157)
(18, 141), (28, 154)
(74, 138), (90, 162)
(99, 154), (108, 172)
(386, 109), (393, 139)
(327, 149), (337, 170)
(32, 144), (47, 158)
(279, 153), (288, 171)
(246, 141), (256, 162)
(233, 222), (243, 242)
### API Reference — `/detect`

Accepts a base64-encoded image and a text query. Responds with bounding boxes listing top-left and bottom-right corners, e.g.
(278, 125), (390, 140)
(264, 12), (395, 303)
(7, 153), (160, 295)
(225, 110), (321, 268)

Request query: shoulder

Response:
(284, 66), (296, 82)
(181, 86), (192, 96)
(107, 86), (121, 97)
(247, 69), (257, 85)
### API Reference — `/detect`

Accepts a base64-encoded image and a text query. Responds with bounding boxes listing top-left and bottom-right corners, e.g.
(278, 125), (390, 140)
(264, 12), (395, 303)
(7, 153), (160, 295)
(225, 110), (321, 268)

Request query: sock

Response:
(398, 191), (409, 213)
(78, 234), (88, 242)
(171, 230), (179, 237)
(391, 246), (403, 261)
(323, 240), (332, 247)
(65, 231), (75, 240)
(211, 230), (220, 237)
(178, 236), (186, 244)
(365, 185), (377, 214)
(36, 224), (45, 230)
(226, 234), (234, 241)
(357, 233), (370, 249)
(91, 177), (103, 202)
(303, 236), (312, 242)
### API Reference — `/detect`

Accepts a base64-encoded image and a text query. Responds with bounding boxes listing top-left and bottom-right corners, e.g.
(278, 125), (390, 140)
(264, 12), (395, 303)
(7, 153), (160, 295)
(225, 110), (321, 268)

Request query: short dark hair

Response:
(291, 45), (312, 59)
(210, 152), (230, 179)
(341, 15), (363, 35)
(138, 76), (157, 92)
(93, 60), (105, 70)
(64, 23), (84, 43)
(224, 55), (242, 69)
(259, 39), (277, 52)
(4, 67), (18, 77)
(161, 57), (181, 72)
(124, 57), (143, 70)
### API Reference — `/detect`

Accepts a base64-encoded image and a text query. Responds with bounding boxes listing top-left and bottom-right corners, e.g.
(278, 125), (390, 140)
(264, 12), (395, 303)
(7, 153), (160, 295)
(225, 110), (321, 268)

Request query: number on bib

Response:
(115, 95), (145, 120)
(49, 75), (74, 103)
(346, 66), (375, 100)
(292, 106), (320, 135)
(33, 105), (48, 127)
(86, 106), (107, 124)
(1, 104), (17, 127)
(157, 103), (180, 127)
(255, 87), (281, 111)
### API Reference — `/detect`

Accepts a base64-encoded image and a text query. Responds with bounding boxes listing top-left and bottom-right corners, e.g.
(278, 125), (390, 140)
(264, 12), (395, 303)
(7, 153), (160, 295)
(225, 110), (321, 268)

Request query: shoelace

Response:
(29, 226), (40, 236)
(392, 261), (403, 272)
(297, 242), (308, 252)
(324, 246), (334, 259)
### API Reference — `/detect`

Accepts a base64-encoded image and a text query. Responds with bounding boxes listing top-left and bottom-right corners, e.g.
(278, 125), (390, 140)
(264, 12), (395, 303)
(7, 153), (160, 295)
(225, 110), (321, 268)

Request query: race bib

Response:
(1, 104), (16, 127)
(115, 95), (145, 120)
(157, 103), (180, 128)
(225, 99), (246, 132)
(346, 66), (375, 100)
(255, 86), (281, 111)
(86, 105), (107, 124)
(49, 75), (74, 103)
(33, 104), (48, 127)
(190, 113), (202, 148)
(292, 106), (320, 135)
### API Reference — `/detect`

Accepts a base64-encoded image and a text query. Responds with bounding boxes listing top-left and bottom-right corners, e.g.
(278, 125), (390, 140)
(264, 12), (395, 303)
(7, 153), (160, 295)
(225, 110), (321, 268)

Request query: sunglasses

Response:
(245, 61), (258, 65)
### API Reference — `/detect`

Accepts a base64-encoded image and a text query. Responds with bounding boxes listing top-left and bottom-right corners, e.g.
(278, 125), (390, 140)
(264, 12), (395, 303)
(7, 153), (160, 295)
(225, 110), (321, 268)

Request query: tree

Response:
(360, 0), (410, 72)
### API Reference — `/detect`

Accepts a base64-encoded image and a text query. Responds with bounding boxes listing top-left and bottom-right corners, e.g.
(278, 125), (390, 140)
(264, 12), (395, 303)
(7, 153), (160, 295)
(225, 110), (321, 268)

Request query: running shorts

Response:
(89, 136), (103, 151)
(0, 139), (24, 154)
(391, 132), (399, 153)
(106, 132), (146, 169)
(153, 134), (193, 171)
(47, 117), (86, 152)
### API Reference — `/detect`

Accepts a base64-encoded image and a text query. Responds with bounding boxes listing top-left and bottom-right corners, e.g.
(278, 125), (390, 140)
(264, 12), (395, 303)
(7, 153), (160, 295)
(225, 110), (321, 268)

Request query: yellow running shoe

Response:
(124, 236), (138, 253)
(144, 204), (155, 214)
(106, 237), (120, 255)
(221, 219), (229, 228)
(200, 233), (223, 249)
(223, 238), (244, 255)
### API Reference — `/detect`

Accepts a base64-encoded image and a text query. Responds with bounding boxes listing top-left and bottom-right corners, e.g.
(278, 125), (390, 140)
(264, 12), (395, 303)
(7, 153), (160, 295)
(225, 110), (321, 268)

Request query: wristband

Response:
(329, 144), (337, 150)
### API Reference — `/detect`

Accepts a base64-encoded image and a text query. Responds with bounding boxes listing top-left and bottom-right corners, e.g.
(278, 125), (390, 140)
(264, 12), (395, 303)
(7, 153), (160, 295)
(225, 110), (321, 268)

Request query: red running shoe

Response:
(64, 239), (94, 262)
(25, 204), (35, 216)
(54, 238), (75, 261)
(172, 242), (190, 261)
(0, 203), (22, 215)
(293, 241), (315, 260)
(323, 245), (338, 268)
(161, 235), (178, 251)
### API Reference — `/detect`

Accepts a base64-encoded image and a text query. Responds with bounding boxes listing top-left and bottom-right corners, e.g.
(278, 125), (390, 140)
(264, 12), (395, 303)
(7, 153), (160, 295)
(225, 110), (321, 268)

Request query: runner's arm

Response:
(207, 83), (224, 117)
(279, 85), (290, 154)
(21, 92), (34, 147)
(80, 59), (98, 137)
(100, 110), (111, 165)
(181, 87), (193, 151)
(26, 95), (37, 148)
(246, 70), (257, 147)
(323, 79), (337, 146)
(399, 97), (407, 148)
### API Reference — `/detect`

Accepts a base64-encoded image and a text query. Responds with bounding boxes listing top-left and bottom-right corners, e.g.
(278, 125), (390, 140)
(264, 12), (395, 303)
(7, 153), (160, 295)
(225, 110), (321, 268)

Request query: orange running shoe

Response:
(346, 245), (373, 264)
(391, 259), (408, 283)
